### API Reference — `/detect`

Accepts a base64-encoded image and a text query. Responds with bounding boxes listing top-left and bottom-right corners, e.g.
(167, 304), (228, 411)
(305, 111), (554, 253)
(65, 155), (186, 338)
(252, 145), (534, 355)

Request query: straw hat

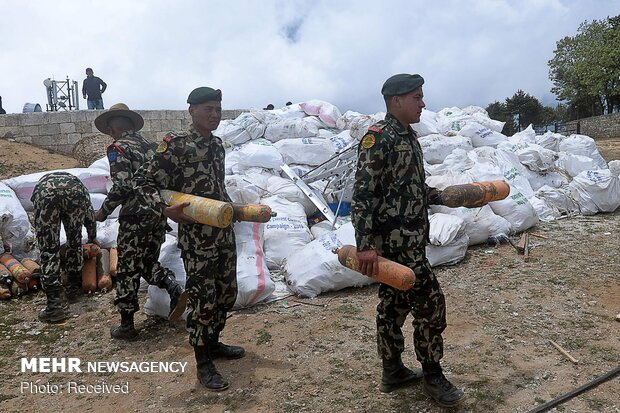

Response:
(94, 103), (144, 133)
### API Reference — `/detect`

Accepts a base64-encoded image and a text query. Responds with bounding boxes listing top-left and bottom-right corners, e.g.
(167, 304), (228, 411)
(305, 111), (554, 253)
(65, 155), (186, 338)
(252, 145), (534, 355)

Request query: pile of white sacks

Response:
(2, 100), (620, 318)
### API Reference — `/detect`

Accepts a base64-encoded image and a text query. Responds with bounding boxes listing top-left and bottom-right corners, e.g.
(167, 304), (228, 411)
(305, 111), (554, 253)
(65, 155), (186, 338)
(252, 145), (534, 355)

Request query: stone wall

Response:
(0, 109), (246, 156)
(564, 112), (620, 139)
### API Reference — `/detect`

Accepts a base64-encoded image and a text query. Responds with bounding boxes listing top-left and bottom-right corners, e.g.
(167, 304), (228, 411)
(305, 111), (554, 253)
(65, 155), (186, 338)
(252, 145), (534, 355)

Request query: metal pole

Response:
(527, 365), (620, 413)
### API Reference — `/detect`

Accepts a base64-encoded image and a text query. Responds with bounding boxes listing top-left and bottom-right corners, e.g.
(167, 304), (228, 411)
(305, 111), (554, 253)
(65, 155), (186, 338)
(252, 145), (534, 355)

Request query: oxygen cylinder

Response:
(232, 203), (277, 223)
(334, 245), (416, 291)
(81, 244), (100, 293)
(0, 253), (32, 285)
(0, 263), (11, 279)
(20, 258), (40, 276)
(97, 249), (112, 292)
(160, 190), (233, 228)
(439, 180), (510, 208)
(109, 247), (118, 277)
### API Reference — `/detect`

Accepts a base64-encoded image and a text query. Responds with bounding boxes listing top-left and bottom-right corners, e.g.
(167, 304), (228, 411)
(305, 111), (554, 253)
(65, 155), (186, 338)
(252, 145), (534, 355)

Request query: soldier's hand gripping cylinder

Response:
(333, 245), (416, 291)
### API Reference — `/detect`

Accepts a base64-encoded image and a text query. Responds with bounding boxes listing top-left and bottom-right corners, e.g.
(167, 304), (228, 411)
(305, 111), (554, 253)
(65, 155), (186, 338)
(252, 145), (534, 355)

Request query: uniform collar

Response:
(190, 124), (214, 147)
(386, 112), (414, 136)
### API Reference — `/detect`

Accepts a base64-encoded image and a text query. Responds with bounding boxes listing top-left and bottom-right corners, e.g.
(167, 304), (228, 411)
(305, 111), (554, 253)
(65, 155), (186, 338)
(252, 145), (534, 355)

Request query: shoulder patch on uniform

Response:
(107, 149), (118, 162)
(156, 140), (169, 153)
(368, 126), (382, 133)
(361, 133), (376, 149)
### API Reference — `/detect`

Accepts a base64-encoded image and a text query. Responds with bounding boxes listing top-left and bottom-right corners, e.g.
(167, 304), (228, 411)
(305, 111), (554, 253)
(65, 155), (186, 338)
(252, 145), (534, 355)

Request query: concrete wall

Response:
(564, 112), (620, 139)
(0, 109), (246, 156)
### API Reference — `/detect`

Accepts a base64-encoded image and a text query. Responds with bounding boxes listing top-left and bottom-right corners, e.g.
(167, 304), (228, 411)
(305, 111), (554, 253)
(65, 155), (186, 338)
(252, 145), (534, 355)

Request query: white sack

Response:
(265, 175), (317, 215)
(535, 131), (564, 152)
(458, 122), (507, 148)
(0, 182), (34, 254)
(262, 196), (312, 270)
(225, 174), (262, 204)
(556, 152), (601, 177)
(418, 134), (473, 165)
(274, 137), (336, 166)
(329, 130), (355, 152)
(558, 134), (607, 169)
(428, 213), (465, 246)
(3, 168), (110, 211)
(425, 148), (475, 176)
(528, 195), (562, 222)
(412, 109), (440, 137)
(237, 139), (284, 170)
(568, 169), (620, 215)
(426, 233), (469, 267)
(533, 185), (579, 216)
(216, 112), (266, 145)
(431, 204), (511, 246)
(284, 222), (375, 298)
(264, 118), (320, 142)
(90, 193), (120, 219)
(233, 222), (276, 309)
(144, 234), (188, 319)
(299, 100), (342, 128)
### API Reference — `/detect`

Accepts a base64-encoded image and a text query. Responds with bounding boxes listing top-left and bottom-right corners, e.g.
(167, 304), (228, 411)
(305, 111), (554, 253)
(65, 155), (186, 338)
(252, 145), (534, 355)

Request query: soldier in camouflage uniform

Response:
(93, 103), (184, 340)
(134, 87), (244, 392)
(31, 172), (97, 323)
(351, 74), (464, 407)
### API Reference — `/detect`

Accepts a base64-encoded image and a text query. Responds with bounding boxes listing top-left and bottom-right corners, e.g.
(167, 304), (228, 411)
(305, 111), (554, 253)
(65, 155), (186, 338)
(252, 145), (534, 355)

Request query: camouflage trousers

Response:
(182, 245), (237, 347)
(33, 188), (86, 290)
(377, 248), (447, 364)
(114, 215), (172, 315)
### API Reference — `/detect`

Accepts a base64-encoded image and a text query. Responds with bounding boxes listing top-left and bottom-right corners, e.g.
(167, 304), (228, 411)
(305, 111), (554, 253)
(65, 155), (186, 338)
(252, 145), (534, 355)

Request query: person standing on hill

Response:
(82, 68), (107, 109)
(351, 73), (464, 407)
(93, 103), (184, 340)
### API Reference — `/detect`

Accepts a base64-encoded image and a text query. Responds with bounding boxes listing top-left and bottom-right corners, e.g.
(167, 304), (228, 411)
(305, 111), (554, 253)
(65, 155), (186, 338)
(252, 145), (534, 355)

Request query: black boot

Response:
(110, 312), (138, 340)
(38, 288), (69, 323)
(422, 363), (465, 407)
(379, 356), (423, 393)
(158, 271), (185, 317)
(65, 274), (82, 303)
(211, 332), (245, 359)
(194, 345), (230, 391)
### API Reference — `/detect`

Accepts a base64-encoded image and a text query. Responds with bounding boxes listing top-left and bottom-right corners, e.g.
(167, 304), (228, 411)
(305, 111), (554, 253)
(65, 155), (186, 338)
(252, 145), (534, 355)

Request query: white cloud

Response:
(0, 0), (617, 115)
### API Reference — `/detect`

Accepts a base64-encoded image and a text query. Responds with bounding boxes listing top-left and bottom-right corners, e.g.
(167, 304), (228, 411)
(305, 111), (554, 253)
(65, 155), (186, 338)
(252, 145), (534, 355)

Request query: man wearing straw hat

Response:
(94, 103), (184, 340)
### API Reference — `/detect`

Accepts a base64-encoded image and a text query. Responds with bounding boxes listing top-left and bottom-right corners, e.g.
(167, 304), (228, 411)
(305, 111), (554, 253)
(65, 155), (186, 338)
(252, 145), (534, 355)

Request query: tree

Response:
(505, 90), (545, 131)
(548, 15), (620, 118)
(485, 101), (516, 135)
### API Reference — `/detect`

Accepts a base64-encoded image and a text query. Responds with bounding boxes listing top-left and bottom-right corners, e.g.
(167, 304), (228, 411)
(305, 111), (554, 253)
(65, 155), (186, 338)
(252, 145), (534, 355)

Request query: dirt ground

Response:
(0, 137), (619, 413)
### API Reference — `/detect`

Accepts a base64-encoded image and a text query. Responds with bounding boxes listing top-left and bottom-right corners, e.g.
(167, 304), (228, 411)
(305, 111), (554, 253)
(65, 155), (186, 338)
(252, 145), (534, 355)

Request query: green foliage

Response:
(548, 15), (620, 118)
(485, 101), (516, 135)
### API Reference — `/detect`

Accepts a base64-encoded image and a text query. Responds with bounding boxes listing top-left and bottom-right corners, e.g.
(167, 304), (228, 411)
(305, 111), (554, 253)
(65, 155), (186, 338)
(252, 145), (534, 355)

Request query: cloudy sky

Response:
(0, 0), (617, 115)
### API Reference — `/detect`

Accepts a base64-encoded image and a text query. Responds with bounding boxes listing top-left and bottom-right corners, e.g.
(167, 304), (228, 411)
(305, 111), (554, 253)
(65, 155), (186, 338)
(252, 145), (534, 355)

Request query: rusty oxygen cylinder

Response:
(109, 247), (118, 277)
(160, 190), (233, 228)
(0, 263), (12, 300)
(20, 258), (40, 276)
(81, 244), (100, 293)
(0, 253), (32, 285)
(232, 203), (277, 223)
(333, 245), (416, 291)
(439, 180), (510, 208)
(97, 249), (112, 292)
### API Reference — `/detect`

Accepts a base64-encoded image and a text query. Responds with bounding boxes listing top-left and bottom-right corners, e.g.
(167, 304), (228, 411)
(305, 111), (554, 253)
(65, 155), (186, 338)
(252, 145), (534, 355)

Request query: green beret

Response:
(381, 74), (424, 96)
(187, 87), (222, 104)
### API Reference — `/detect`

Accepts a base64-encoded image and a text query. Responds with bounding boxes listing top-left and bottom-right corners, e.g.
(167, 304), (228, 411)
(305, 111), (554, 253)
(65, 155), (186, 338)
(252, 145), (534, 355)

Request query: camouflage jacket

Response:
(136, 125), (234, 253)
(100, 131), (160, 217)
(351, 112), (441, 254)
(31, 172), (97, 241)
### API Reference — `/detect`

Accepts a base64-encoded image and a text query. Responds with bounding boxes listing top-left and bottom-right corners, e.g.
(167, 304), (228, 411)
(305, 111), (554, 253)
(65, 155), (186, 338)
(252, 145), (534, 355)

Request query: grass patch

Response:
(256, 329), (272, 345)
